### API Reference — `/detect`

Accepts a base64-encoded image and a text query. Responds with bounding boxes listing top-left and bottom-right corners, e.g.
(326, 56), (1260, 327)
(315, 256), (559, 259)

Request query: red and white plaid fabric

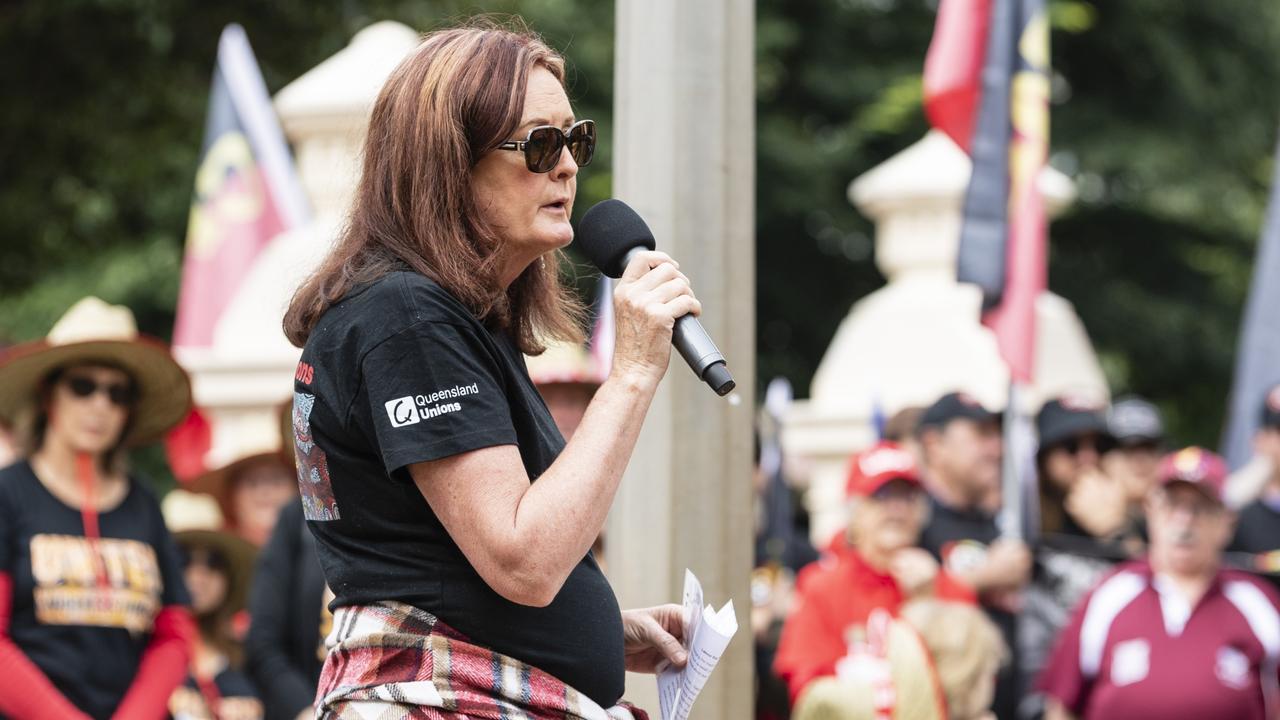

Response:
(315, 601), (648, 720)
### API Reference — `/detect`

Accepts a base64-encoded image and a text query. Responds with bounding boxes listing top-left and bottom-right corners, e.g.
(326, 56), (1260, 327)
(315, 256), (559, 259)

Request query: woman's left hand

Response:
(621, 604), (688, 674)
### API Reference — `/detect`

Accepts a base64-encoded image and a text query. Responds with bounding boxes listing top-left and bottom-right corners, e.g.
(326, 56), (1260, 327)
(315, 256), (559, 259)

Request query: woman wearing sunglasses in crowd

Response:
(0, 297), (195, 719)
(1018, 396), (1144, 720)
(282, 20), (690, 720)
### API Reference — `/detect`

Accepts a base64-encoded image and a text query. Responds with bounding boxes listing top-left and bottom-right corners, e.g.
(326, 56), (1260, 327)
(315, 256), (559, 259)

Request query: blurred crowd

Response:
(2, 295), (1279, 720)
(752, 386), (1280, 720)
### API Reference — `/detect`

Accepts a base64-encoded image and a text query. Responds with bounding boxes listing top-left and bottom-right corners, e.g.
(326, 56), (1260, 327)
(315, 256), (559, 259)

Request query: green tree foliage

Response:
(1, 0), (1277, 461)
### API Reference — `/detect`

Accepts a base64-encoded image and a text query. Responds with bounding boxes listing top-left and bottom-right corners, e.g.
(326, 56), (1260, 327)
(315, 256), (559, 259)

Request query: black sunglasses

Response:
(65, 375), (137, 407)
(1054, 434), (1116, 456)
(496, 119), (596, 173)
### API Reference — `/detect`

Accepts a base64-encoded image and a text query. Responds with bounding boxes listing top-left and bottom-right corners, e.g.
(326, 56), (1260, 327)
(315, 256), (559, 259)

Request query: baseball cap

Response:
(916, 392), (1000, 435)
(1037, 395), (1111, 450)
(1108, 396), (1165, 446)
(846, 441), (921, 498)
(1157, 446), (1227, 505)
(1261, 385), (1280, 430)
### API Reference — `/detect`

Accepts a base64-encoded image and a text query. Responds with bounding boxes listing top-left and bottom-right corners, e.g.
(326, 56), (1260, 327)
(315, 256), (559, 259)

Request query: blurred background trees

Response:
(2, 0), (1278, 448)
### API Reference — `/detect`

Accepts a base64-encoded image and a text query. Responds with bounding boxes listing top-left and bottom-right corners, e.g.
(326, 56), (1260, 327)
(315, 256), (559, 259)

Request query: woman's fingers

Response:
(619, 251), (678, 282)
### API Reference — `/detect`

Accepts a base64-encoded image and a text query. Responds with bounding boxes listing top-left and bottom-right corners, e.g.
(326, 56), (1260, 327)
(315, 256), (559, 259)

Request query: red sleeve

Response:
(0, 573), (91, 720)
(936, 570), (978, 604)
(1037, 587), (1091, 714)
(110, 605), (195, 720)
(772, 572), (847, 704)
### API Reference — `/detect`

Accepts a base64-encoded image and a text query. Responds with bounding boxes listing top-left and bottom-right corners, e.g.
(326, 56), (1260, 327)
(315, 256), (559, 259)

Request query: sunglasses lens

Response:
(525, 126), (565, 173)
(107, 384), (136, 407)
(67, 377), (96, 398)
(569, 121), (596, 167)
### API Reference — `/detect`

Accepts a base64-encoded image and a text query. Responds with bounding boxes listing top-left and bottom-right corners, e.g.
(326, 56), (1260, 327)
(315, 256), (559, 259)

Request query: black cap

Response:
(1262, 385), (1280, 430)
(916, 392), (999, 435)
(1037, 395), (1110, 449)
(1108, 396), (1165, 446)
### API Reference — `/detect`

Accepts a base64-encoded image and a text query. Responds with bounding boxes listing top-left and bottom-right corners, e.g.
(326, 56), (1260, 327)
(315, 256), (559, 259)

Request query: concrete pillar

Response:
(607, 1), (756, 717)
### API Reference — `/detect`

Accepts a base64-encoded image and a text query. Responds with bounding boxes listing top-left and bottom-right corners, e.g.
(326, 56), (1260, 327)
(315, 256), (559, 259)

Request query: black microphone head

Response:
(574, 199), (657, 278)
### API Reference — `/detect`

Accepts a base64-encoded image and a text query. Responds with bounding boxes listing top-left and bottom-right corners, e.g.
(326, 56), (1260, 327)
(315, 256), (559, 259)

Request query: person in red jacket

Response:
(0, 297), (196, 720)
(774, 441), (976, 704)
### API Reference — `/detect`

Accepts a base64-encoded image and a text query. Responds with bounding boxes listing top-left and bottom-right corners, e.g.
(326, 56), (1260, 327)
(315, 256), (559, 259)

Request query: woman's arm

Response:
(411, 251), (699, 606)
(0, 573), (91, 720)
(110, 605), (195, 720)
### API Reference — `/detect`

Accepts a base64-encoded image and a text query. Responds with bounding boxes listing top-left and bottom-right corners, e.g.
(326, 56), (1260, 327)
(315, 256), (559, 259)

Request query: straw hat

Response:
(190, 450), (294, 524)
(162, 489), (257, 613)
(0, 297), (192, 446)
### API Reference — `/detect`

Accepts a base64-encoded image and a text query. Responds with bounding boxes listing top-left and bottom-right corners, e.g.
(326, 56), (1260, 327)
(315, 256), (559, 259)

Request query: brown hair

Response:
(283, 18), (583, 353)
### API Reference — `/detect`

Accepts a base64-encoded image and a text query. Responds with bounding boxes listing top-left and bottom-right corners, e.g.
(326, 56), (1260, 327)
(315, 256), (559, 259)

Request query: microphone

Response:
(575, 199), (736, 396)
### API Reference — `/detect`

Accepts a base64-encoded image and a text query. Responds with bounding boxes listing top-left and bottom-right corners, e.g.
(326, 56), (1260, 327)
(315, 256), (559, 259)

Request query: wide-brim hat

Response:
(162, 489), (258, 613)
(0, 297), (192, 446)
(190, 450), (295, 524)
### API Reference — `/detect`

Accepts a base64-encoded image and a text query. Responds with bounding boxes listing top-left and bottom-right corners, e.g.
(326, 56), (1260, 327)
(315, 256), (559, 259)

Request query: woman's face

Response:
(231, 459), (297, 547)
(45, 364), (132, 455)
(471, 65), (580, 285)
(183, 546), (229, 616)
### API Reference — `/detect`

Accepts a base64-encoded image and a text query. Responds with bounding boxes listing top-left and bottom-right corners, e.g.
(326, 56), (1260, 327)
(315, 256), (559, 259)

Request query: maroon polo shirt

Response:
(1039, 560), (1280, 720)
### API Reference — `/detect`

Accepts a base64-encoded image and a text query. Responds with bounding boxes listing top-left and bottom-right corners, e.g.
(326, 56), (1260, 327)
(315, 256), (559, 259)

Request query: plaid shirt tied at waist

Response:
(315, 601), (648, 720)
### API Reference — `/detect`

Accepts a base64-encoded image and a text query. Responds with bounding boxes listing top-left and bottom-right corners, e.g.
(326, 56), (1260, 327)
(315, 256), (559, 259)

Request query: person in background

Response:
(165, 489), (263, 720)
(1039, 447), (1280, 720)
(789, 607), (948, 720)
(882, 406), (925, 464)
(915, 392), (1028, 720)
(774, 442), (976, 705)
(1102, 396), (1165, 547)
(0, 297), (195, 719)
(1020, 397), (1138, 719)
(191, 447), (296, 549)
(1228, 384), (1280, 589)
(902, 599), (1006, 720)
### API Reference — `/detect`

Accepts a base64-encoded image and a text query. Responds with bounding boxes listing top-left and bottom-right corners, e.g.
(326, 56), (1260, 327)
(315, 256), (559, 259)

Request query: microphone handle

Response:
(618, 249), (736, 396)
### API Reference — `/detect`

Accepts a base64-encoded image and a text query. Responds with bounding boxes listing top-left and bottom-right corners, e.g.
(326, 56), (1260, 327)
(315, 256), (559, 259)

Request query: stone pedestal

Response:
(607, 1), (756, 716)
(783, 131), (1109, 547)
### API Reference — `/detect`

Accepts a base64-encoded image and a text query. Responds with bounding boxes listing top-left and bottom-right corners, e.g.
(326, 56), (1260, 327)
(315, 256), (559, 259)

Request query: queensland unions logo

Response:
(385, 382), (479, 428)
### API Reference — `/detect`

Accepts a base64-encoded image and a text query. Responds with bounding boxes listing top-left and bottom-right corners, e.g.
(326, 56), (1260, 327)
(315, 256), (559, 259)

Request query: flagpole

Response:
(1000, 379), (1024, 541)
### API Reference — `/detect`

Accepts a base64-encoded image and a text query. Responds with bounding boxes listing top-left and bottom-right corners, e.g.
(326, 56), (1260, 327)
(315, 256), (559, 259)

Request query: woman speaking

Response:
(283, 20), (693, 720)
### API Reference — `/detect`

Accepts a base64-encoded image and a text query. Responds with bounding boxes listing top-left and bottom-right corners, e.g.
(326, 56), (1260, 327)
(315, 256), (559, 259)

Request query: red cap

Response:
(1157, 446), (1227, 504)
(846, 441), (921, 498)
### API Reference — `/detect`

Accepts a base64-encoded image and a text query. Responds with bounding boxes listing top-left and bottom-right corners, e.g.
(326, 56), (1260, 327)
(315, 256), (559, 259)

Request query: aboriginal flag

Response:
(172, 24), (309, 349)
(925, 0), (1050, 383)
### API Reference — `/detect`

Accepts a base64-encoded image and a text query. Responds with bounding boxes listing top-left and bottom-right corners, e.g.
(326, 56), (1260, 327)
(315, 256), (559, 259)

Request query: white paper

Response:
(657, 569), (739, 720)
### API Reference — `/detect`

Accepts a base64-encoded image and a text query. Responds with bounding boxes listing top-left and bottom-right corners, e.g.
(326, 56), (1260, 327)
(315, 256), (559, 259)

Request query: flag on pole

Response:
(172, 24), (309, 349)
(588, 274), (615, 382)
(1221, 132), (1280, 469)
(924, 0), (1050, 383)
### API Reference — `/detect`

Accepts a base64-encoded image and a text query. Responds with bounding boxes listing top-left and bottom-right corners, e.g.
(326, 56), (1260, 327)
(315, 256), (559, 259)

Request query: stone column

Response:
(607, 1), (756, 717)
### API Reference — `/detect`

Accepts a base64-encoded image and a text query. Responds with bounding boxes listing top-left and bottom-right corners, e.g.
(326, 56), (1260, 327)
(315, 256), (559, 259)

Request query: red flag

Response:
(173, 24), (309, 349)
(923, 0), (992, 152)
(165, 407), (212, 484)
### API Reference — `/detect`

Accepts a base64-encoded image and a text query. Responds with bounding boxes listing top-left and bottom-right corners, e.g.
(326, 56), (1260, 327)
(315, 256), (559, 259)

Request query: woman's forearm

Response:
(509, 370), (658, 588)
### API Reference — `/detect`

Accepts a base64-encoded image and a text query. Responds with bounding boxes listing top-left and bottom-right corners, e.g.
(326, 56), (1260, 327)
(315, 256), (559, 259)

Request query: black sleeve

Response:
(360, 320), (517, 474)
(246, 501), (317, 719)
(0, 476), (13, 572)
(148, 487), (191, 608)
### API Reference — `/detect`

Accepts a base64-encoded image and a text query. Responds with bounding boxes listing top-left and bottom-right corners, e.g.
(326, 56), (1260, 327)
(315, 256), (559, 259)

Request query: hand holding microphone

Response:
(575, 199), (736, 396)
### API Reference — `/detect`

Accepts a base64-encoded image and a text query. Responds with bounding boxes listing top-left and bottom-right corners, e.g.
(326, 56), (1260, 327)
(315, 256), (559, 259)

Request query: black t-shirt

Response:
(293, 271), (624, 706)
(919, 495), (1020, 720)
(1229, 499), (1280, 591)
(170, 667), (264, 720)
(0, 460), (189, 720)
